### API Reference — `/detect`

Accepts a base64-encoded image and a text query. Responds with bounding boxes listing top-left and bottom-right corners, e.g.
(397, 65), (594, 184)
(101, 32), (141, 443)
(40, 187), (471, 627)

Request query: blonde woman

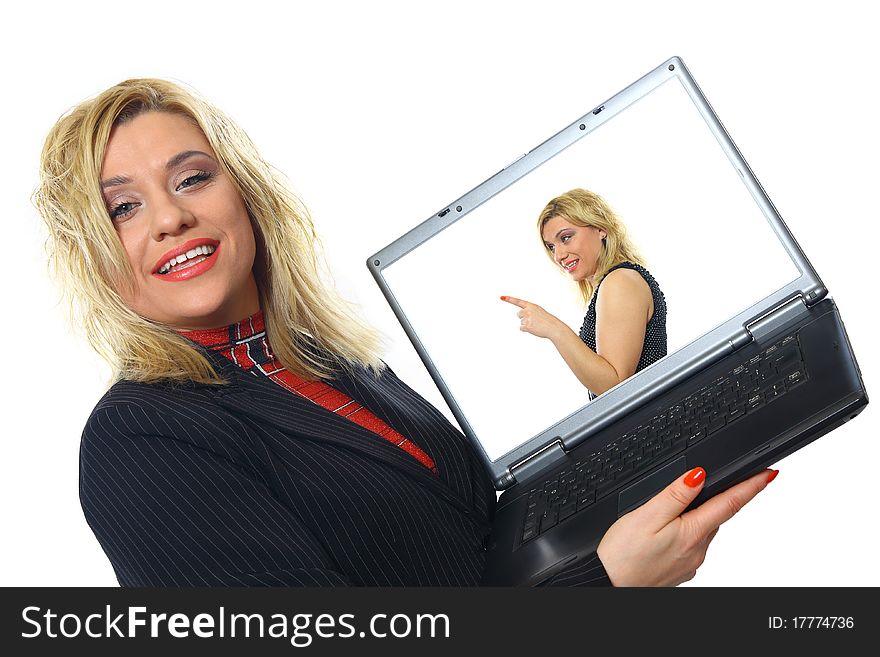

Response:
(503, 189), (667, 399)
(35, 80), (773, 587)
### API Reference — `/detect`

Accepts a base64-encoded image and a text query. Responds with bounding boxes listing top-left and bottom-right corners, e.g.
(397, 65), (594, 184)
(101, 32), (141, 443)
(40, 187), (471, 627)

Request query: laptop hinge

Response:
(742, 294), (810, 345)
(509, 439), (567, 486)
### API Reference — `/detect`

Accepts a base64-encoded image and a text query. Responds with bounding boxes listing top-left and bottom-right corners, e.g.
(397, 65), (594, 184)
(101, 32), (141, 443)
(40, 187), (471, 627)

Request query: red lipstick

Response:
(151, 238), (220, 282)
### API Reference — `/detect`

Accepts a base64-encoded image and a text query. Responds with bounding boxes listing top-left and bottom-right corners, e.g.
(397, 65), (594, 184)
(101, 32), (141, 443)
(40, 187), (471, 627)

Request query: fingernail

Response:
(766, 469), (779, 484)
(683, 467), (706, 488)
(500, 295), (508, 301)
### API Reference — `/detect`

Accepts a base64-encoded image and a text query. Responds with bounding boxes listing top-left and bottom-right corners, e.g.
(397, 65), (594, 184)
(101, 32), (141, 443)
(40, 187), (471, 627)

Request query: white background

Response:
(2, 1), (877, 586)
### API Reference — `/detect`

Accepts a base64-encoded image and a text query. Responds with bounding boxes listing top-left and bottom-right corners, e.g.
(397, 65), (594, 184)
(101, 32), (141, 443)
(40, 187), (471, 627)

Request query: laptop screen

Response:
(379, 73), (802, 463)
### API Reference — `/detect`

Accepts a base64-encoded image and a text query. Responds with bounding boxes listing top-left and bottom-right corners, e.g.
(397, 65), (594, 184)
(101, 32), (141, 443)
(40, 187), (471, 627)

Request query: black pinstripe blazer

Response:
(79, 349), (609, 586)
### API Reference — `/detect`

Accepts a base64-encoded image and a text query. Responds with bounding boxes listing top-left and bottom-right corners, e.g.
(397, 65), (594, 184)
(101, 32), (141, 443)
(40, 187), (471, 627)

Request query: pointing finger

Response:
(500, 295), (528, 308)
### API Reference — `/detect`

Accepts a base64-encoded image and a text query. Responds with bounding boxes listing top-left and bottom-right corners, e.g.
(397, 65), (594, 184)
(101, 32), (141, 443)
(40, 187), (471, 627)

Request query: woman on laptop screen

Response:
(503, 188), (667, 399)
(35, 79), (774, 587)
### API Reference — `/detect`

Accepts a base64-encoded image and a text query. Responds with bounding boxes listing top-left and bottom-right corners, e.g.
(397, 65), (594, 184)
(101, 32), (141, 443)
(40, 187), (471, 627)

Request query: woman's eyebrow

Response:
(101, 150), (215, 189)
(101, 175), (131, 190)
(165, 149), (214, 171)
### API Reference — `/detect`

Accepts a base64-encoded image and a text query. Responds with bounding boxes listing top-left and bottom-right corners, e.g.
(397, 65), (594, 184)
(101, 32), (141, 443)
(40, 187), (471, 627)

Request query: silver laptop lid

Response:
(367, 57), (825, 488)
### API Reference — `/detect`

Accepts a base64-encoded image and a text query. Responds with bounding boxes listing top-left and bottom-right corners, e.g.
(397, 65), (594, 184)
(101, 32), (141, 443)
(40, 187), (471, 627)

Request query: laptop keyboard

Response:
(520, 333), (807, 544)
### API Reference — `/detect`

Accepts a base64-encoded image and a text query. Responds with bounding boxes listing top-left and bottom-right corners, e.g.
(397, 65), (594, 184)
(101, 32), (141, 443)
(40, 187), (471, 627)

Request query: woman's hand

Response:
(500, 295), (566, 340)
(596, 466), (778, 586)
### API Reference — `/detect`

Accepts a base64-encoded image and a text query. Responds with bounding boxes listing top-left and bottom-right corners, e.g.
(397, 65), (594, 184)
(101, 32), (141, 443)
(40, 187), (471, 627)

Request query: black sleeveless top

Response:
(579, 261), (667, 400)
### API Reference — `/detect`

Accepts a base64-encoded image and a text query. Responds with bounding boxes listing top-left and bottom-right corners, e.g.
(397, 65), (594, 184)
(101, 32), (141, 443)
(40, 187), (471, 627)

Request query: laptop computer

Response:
(366, 56), (868, 585)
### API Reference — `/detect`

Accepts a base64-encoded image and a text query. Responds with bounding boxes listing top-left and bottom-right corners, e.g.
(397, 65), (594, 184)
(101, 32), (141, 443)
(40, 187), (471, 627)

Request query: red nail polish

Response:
(500, 295), (508, 301)
(766, 469), (779, 484)
(684, 467), (706, 488)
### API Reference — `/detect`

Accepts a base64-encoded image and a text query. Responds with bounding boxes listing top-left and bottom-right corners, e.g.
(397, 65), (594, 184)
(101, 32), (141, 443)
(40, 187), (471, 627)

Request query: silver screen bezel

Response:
(367, 56), (825, 488)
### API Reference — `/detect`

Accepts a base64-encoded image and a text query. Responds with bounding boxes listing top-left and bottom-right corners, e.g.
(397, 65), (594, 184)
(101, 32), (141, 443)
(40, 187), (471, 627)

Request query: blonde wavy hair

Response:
(538, 188), (646, 305)
(34, 78), (382, 385)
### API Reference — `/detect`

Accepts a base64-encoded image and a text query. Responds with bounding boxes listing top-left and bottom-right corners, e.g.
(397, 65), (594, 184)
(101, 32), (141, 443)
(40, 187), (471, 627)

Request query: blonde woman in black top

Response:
(503, 188), (667, 399)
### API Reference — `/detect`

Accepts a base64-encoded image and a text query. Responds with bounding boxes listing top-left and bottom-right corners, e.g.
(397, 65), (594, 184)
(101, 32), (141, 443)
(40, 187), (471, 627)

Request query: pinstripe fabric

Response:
(180, 312), (438, 473)
(79, 348), (610, 587)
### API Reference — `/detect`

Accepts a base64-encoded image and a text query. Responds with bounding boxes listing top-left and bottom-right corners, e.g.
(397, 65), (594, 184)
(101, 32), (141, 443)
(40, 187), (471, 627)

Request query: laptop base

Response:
(483, 299), (866, 586)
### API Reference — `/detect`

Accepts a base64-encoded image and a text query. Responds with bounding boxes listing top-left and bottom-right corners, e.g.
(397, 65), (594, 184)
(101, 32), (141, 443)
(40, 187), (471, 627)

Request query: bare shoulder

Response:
(597, 267), (652, 303)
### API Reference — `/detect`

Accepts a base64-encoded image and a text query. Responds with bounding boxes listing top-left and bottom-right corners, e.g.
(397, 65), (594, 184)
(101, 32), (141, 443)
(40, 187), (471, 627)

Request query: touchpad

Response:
(617, 456), (688, 516)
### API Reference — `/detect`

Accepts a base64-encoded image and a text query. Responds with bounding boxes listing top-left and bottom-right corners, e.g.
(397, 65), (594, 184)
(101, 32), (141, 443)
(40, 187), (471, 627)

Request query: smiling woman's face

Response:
(101, 111), (260, 329)
(541, 215), (606, 282)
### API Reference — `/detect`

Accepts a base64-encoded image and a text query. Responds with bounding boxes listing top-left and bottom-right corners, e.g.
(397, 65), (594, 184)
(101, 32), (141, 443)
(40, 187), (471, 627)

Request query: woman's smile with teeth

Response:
(563, 259), (579, 272)
(158, 244), (216, 275)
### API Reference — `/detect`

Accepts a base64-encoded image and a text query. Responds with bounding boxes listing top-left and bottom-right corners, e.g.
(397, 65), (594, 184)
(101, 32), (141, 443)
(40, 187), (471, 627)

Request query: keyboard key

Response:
(655, 442), (679, 460)
(539, 511), (558, 532)
(766, 383), (785, 400)
(707, 415), (726, 435)
(727, 405), (745, 422)
(686, 429), (706, 446)
(771, 344), (800, 369)
(596, 479), (619, 498)
(630, 455), (649, 472)
(577, 490), (596, 509)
